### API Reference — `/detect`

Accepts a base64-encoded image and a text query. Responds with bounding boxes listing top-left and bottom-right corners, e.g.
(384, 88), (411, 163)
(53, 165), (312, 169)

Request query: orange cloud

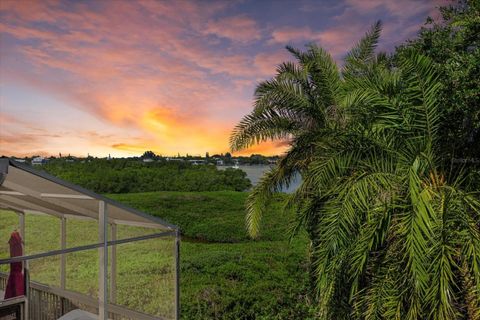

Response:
(233, 141), (288, 156)
(110, 143), (153, 154)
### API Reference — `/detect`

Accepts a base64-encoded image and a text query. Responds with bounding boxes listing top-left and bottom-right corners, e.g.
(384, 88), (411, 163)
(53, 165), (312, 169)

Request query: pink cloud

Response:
(270, 26), (318, 44)
(204, 15), (261, 43)
(344, 0), (448, 19)
(1, 1), (244, 124)
(269, 0), (446, 60)
(268, 25), (359, 59)
(254, 50), (292, 76)
(0, 0), (446, 157)
(0, 112), (70, 157)
(335, 0), (448, 52)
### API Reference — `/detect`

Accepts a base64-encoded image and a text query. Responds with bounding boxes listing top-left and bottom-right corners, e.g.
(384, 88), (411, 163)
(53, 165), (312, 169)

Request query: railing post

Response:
(98, 201), (108, 320)
(110, 223), (117, 304)
(60, 216), (66, 290)
(174, 230), (180, 320)
(18, 212), (29, 320)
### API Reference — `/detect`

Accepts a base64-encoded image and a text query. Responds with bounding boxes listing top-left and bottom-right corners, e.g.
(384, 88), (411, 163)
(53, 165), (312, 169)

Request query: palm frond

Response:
(245, 165), (293, 238)
(305, 44), (341, 108)
(398, 50), (441, 148)
(343, 20), (382, 80)
(230, 111), (298, 151)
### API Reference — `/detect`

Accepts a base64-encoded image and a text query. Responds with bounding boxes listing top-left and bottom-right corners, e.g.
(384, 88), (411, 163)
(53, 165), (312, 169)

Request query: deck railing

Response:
(1, 272), (77, 320)
(0, 273), (164, 320)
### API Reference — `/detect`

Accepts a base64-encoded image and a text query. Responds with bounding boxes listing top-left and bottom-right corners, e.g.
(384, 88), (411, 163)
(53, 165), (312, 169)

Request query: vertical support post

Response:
(60, 216), (67, 290)
(18, 212), (28, 320)
(18, 212), (25, 240)
(110, 223), (117, 304)
(98, 201), (108, 320)
(174, 230), (180, 320)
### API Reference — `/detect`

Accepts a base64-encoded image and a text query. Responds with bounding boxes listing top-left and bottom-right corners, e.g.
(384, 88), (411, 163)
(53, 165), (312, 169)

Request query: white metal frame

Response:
(0, 159), (180, 320)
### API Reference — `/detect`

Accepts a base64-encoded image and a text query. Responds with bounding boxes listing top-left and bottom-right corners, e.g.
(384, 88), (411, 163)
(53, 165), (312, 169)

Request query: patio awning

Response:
(0, 158), (177, 230)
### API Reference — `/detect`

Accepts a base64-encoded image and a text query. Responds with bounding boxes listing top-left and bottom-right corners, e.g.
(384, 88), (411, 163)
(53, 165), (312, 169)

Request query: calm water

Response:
(218, 165), (301, 193)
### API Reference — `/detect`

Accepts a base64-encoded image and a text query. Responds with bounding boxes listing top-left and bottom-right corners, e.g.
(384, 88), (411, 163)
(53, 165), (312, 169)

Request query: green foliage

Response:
(109, 191), (292, 243)
(1, 191), (315, 319)
(399, 0), (480, 162)
(238, 154), (273, 165)
(231, 16), (480, 320)
(41, 158), (251, 193)
(110, 191), (317, 319)
(141, 150), (158, 159)
(180, 240), (314, 320)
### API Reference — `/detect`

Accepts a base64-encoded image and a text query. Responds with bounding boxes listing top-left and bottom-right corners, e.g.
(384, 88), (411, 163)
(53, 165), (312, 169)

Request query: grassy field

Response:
(0, 191), (313, 319)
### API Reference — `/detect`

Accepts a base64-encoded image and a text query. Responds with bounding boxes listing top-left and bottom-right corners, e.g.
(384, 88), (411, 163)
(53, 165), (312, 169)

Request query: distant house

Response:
(13, 158), (26, 163)
(143, 158), (154, 163)
(216, 160), (224, 166)
(188, 160), (205, 165)
(32, 157), (47, 165)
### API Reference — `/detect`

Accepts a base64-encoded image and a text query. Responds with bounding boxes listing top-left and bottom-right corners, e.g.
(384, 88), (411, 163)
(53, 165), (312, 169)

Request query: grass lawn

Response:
(1, 191), (313, 319)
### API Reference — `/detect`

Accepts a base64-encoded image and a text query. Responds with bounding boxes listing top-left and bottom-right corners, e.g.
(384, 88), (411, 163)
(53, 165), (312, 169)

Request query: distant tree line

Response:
(140, 150), (279, 165)
(41, 158), (252, 193)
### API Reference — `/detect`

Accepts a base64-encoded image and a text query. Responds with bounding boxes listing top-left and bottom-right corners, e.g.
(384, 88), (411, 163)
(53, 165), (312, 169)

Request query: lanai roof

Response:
(0, 158), (177, 230)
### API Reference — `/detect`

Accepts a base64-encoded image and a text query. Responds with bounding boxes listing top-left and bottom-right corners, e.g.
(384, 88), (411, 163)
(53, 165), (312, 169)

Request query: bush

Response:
(41, 158), (251, 193)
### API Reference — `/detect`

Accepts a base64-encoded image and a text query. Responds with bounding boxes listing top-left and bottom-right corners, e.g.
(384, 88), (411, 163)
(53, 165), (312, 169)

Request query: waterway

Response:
(218, 165), (301, 193)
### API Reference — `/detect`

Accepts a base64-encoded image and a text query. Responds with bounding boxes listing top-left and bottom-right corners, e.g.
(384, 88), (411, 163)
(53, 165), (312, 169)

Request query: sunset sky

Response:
(0, 0), (446, 158)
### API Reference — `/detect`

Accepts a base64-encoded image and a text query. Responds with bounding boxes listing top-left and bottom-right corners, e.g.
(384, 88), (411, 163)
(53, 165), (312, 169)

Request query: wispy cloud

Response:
(204, 15), (262, 43)
(0, 0), (444, 157)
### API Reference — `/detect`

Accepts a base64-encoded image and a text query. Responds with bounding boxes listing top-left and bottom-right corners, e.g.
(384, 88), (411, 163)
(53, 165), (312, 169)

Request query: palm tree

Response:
(230, 22), (480, 319)
(230, 20), (383, 297)
(231, 20), (384, 236)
